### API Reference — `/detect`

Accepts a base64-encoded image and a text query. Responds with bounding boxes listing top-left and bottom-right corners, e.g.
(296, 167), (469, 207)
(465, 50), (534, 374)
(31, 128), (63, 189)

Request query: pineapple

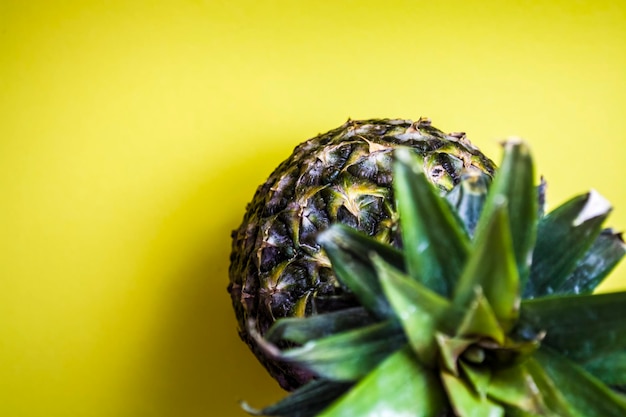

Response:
(230, 118), (626, 416)
(228, 118), (497, 389)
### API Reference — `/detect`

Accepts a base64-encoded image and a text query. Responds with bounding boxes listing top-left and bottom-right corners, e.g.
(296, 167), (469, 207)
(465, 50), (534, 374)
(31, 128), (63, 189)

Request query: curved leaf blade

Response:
(476, 140), (537, 289)
(441, 371), (504, 417)
(486, 364), (547, 414)
(455, 200), (520, 332)
(556, 229), (626, 295)
(445, 171), (491, 237)
(279, 320), (405, 381)
(527, 191), (611, 297)
(520, 291), (626, 383)
(534, 347), (626, 416)
(319, 346), (447, 417)
(373, 254), (453, 364)
(583, 351), (626, 386)
(265, 307), (375, 344)
(393, 147), (470, 296)
(456, 288), (505, 345)
(242, 379), (352, 417)
(318, 224), (404, 318)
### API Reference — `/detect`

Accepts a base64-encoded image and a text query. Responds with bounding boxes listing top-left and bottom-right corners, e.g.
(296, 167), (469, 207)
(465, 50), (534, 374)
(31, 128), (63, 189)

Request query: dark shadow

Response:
(128, 145), (296, 416)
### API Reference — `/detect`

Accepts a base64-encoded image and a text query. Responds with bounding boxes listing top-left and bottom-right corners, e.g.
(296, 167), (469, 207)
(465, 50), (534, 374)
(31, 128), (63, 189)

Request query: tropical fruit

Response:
(228, 118), (496, 389)
(230, 118), (626, 416)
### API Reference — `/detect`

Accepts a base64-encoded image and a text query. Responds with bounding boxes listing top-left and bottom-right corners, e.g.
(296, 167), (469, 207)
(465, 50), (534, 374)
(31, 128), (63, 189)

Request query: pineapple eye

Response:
(430, 165), (445, 179)
(425, 152), (464, 190)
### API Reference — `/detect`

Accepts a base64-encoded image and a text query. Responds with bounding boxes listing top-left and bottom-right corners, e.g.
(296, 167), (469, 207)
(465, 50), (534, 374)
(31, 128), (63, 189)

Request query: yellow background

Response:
(1, 1), (625, 416)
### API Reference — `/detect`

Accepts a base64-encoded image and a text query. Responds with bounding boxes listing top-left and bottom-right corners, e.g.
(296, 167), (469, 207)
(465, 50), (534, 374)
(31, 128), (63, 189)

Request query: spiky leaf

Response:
(556, 229), (626, 295)
(455, 288), (505, 345)
(534, 347), (626, 416)
(318, 346), (446, 417)
(394, 147), (470, 296)
(445, 171), (491, 237)
(242, 379), (352, 417)
(528, 191), (611, 297)
(520, 291), (626, 384)
(374, 254), (453, 364)
(475, 140), (537, 288)
(455, 200), (520, 331)
(265, 307), (375, 344)
(441, 371), (504, 417)
(486, 364), (546, 414)
(279, 320), (405, 381)
(318, 224), (404, 318)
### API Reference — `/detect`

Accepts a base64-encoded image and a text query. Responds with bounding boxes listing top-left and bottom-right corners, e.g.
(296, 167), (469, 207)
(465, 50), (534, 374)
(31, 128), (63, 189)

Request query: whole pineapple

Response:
(238, 136), (626, 416)
(228, 118), (496, 389)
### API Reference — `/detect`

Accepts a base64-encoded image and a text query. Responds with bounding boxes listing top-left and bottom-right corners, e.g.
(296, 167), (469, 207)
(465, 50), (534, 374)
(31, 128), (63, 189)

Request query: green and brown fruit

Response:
(229, 118), (626, 416)
(228, 118), (497, 389)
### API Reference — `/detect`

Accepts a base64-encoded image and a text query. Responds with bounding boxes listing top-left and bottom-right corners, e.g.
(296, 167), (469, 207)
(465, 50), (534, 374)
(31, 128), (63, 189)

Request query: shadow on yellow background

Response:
(1, 1), (625, 416)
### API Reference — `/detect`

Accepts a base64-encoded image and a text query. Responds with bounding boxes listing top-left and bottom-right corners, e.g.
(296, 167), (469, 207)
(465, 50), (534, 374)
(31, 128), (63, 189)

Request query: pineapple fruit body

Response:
(228, 118), (496, 389)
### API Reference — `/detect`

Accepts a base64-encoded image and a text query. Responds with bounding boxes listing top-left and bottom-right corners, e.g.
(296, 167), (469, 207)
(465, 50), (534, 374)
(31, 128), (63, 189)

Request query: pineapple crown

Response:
(244, 141), (626, 417)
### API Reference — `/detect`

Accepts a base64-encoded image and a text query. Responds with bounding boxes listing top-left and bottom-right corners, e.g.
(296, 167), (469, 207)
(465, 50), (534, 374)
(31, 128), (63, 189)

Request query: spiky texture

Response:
(243, 141), (626, 417)
(228, 118), (496, 389)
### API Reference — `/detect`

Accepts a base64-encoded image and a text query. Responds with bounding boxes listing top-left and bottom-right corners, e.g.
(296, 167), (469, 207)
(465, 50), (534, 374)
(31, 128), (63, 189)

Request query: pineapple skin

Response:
(228, 118), (496, 389)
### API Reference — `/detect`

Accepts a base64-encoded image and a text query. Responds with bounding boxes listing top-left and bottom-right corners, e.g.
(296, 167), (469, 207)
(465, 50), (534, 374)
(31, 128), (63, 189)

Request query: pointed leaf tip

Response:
(478, 139), (537, 292)
(456, 202), (520, 331)
(317, 224), (401, 318)
(573, 189), (611, 226)
(374, 254), (451, 364)
(393, 147), (469, 296)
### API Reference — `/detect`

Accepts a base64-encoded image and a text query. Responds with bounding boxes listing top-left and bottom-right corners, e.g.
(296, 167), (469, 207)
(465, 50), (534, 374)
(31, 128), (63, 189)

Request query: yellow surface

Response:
(1, 1), (625, 416)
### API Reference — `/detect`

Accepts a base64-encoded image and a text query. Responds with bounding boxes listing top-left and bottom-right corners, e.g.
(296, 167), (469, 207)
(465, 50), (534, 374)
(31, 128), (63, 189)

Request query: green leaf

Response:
(265, 307), (374, 344)
(534, 347), (626, 416)
(279, 320), (405, 381)
(527, 191), (611, 297)
(475, 140), (537, 289)
(436, 333), (477, 375)
(455, 200), (520, 332)
(319, 346), (447, 417)
(523, 359), (575, 417)
(393, 147), (470, 296)
(374, 254), (453, 364)
(445, 171), (491, 237)
(441, 371), (504, 417)
(501, 406), (544, 417)
(455, 288), (505, 345)
(556, 229), (626, 295)
(318, 224), (404, 318)
(520, 291), (626, 372)
(583, 351), (626, 386)
(459, 361), (491, 399)
(486, 364), (547, 414)
(241, 379), (352, 417)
